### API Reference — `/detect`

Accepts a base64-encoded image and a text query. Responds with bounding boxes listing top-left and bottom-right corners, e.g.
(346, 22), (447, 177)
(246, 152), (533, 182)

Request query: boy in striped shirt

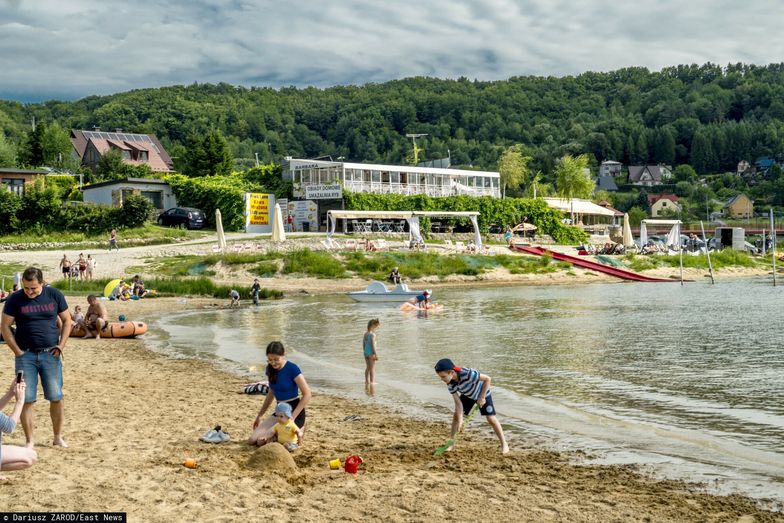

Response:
(434, 358), (509, 454)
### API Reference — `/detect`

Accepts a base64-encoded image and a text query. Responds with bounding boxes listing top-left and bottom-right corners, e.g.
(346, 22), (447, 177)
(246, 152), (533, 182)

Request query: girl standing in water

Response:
(363, 319), (380, 386)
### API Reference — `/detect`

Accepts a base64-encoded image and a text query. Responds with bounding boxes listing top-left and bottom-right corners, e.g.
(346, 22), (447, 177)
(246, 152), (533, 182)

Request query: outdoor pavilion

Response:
(326, 210), (482, 249)
(542, 198), (619, 230)
(640, 219), (682, 249)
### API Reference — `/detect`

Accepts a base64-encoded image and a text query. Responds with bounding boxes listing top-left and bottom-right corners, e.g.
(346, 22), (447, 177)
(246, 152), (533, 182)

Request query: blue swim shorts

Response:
(15, 349), (63, 403)
(459, 393), (496, 417)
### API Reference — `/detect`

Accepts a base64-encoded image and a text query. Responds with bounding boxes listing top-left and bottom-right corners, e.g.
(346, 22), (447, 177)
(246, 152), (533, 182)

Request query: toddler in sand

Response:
(70, 305), (85, 335)
(271, 402), (301, 451)
(363, 319), (380, 386)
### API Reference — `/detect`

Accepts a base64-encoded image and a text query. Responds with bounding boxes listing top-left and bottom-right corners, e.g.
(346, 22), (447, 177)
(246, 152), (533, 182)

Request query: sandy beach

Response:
(1, 296), (781, 522)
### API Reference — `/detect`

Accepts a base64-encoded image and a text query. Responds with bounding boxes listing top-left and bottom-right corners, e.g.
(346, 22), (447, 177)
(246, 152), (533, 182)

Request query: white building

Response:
(282, 158), (501, 199)
(81, 178), (177, 211)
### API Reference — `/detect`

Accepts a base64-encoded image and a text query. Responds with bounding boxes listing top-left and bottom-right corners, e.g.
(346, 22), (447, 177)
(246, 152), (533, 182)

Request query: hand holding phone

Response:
(16, 370), (23, 383)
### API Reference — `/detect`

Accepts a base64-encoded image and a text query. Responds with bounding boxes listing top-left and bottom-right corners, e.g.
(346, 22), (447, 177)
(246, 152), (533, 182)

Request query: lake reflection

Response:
(147, 279), (784, 504)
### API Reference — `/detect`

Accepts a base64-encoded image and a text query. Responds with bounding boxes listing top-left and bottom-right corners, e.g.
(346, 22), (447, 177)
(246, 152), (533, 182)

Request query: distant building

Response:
(71, 129), (174, 174)
(0, 167), (49, 196)
(81, 178), (176, 211)
(594, 175), (619, 192)
(648, 194), (680, 218)
(722, 194), (754, 219)
(282, 158), (500, 199)
(628, 165), (672, 186)
(754, 157), (776, 176)
(599, 160), (622, 177)
(736, 160), (752, 176)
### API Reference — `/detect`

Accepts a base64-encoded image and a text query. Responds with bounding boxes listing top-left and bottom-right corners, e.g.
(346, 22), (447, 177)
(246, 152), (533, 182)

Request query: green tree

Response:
(497, 144), (531, 198)
(0, 134), (17, 167)
(185, 130), (233, 177)
(627, 206), (647, 226)
(20, 122), (46, 166)
(96, 149), (126, 180)
(554, 154), (595, 199)
(674, 164), (698, 182)
(40, 122), (72, 166)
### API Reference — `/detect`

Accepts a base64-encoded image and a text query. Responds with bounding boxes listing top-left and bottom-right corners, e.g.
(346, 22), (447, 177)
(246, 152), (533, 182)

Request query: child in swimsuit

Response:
(363, 319), (380, 386)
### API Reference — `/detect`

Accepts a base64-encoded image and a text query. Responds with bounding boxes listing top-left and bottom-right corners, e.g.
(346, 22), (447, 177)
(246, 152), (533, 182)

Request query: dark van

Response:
(157, 207), (205, 230)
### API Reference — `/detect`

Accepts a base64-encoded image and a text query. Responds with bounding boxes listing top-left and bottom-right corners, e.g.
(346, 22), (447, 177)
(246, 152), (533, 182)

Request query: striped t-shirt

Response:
(446, 367), (489, 400)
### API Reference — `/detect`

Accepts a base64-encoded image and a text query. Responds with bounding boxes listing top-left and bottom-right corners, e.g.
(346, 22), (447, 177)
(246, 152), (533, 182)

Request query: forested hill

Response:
(2, 62), (784, 175)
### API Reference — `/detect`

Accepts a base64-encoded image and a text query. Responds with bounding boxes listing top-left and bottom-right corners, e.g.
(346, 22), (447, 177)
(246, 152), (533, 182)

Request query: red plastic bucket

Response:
(344, 455), (363, 474)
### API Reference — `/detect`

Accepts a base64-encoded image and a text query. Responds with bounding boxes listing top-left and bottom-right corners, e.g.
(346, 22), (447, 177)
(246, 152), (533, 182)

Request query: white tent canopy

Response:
(542, 198), (617, 217)
(640, 219), (682, 248)
(326, 210), (482, 249)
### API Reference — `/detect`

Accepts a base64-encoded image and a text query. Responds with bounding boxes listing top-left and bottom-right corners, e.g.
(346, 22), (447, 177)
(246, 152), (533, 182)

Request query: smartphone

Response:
(16, 370), (23, 383)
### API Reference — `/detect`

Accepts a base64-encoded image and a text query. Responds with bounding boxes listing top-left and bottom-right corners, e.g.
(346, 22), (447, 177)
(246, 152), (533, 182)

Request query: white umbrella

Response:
(215, 209), (227, 252)
(272, 203), (286, 242)
(622, 213), (634, 248)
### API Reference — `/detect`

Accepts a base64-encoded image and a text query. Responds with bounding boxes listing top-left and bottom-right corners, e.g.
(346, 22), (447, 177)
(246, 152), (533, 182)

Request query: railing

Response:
(340, 181), (499, 198)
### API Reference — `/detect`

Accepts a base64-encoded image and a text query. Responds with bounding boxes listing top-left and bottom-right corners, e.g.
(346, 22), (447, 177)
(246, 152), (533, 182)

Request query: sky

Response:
(0, 0), (778, 102)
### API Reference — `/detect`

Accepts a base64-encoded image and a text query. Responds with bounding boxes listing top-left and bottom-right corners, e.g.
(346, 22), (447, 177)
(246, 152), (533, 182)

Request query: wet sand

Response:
(1, 297), (781, 522)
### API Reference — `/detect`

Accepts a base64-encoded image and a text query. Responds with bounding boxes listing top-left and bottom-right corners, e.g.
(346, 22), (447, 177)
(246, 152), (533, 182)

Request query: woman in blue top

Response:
(1, 374), (37, 480)
(249, 341), (312, 446)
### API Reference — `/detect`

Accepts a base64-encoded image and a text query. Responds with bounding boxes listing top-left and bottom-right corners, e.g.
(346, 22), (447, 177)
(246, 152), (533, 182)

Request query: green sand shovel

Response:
(433, 403), (480, 456)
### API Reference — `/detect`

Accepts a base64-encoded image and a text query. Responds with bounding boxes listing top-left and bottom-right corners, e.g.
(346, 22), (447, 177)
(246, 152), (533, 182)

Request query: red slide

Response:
(510, 245), (680, 282)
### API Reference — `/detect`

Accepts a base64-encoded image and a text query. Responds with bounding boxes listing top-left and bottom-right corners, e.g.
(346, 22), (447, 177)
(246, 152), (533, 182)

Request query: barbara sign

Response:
(305, 184), (342, 200)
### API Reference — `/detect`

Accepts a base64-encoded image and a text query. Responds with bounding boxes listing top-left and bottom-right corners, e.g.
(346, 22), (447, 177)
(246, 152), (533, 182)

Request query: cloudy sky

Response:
(0, 0), (777, 101)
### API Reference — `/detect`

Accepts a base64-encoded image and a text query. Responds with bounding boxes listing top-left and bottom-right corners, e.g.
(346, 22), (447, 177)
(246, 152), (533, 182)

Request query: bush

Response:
(0, 190), (21, 234)
(116, 194), (154, 229)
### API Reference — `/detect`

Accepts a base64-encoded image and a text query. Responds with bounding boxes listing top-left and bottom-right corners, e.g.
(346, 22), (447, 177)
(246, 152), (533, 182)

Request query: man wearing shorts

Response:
(1, 267), (72, 448)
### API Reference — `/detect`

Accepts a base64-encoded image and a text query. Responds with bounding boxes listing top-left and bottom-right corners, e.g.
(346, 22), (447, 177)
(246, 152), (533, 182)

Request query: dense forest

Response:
(2, 62), (784, 208)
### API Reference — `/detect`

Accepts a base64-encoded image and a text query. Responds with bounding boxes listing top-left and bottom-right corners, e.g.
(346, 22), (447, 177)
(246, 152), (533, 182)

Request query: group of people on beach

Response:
(245, 321), (508, 455)
(58, 253), (97, 281)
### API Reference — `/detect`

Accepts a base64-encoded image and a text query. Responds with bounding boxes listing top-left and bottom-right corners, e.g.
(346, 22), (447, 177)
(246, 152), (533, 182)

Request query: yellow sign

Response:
(248, 193), (270, 225)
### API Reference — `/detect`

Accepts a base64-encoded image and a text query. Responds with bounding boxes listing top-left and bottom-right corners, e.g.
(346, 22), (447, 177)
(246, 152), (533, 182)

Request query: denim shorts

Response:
(15, 349), (63, 403)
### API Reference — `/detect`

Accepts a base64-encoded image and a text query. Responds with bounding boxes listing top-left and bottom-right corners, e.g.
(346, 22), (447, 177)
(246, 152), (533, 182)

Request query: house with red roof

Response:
(71, 128), (174, 173)
(647, 193), (680, 218)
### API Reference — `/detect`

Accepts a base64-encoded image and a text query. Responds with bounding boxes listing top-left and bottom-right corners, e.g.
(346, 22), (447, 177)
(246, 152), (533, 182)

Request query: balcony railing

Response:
(341, 181), (499, 198)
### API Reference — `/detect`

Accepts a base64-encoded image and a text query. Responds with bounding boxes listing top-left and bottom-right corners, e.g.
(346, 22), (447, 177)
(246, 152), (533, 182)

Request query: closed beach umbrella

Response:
(622, 213), (634, 248)
(272, 203), (286, 242)
(215, 209), (227, 252)
(103, 278), (122, 298)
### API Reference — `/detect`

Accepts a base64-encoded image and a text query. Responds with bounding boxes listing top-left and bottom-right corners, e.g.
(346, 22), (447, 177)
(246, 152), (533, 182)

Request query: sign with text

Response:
(245, 193), (274, 233)
(287, 200), (318, 232)
(305, 184), (342, 200)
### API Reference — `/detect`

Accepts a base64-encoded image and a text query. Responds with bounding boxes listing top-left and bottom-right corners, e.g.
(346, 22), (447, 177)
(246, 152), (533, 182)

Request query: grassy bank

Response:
(130, 248), (573, 281)
(624, 249), (768, 272)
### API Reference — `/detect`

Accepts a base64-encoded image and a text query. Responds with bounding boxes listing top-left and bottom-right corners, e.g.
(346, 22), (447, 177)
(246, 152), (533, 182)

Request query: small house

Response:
(0, 167), (49, 196)
(723, 194), (754, 219)
(628, 165), (672, 186)
(81, 178), (177, 211)
(71, 129), (174, 174)
(599, 160), (622, 177)
(648, 194), (680, 218)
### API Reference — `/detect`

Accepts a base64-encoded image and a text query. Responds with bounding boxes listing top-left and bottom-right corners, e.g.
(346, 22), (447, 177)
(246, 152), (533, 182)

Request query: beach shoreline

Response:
(1, 297), (781, 522)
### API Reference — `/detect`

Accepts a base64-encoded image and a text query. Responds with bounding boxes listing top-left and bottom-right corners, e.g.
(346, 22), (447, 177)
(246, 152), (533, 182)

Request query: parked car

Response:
(157, 207), (205, 229)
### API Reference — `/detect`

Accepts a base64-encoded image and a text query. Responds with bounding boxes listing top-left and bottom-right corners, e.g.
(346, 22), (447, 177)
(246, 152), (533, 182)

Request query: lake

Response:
(145, 278), (784, 506)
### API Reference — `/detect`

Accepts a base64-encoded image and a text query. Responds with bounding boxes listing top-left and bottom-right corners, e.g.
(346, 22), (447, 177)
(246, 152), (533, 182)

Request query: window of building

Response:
(372, 171), (381, 183)
(139, 151), (148, 161)
(141, 190), (163, 209)
(2, 178), (24, 197)
(121, 150), (131, 160)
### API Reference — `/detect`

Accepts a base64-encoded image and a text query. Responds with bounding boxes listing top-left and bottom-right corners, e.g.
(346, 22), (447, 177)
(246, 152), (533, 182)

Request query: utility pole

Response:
(406, 133), (427, 166)
(31, 116), (35, 131)
(254, 152), (260, 167)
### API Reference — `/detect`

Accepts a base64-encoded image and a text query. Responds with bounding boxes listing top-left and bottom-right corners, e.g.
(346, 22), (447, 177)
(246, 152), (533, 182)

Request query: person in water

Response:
(434, 358), (509, 454)
(363, 319), (380, 386)
(407, 291), (430, 309)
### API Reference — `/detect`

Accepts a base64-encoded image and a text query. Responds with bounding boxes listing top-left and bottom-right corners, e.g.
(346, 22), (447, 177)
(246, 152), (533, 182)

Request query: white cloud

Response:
(0, 0), (781, 100)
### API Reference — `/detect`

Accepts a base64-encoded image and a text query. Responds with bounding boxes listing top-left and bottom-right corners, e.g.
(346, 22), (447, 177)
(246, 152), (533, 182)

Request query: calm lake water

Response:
(145, 279), (784, 506)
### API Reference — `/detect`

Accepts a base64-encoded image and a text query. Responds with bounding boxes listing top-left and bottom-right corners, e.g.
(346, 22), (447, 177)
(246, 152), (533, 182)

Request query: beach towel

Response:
(243, 382), (269, 395)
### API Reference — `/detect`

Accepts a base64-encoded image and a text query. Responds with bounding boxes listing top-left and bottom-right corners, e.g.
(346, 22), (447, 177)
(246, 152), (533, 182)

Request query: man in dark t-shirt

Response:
(1, 267), (71, 448)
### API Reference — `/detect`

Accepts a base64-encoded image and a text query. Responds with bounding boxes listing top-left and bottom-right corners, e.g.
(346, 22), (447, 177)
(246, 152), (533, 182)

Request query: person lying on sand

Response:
(434, 358), (509, 454)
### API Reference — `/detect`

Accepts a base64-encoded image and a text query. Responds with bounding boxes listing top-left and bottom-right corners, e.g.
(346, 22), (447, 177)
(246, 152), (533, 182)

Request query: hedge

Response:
(342, 193), (587, 243)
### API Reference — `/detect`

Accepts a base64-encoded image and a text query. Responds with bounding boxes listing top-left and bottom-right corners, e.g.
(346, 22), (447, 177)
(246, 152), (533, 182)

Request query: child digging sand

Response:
(272, 402), (301, 451)
(434, 358), (509, 454)
(363, 319), (380, 387)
